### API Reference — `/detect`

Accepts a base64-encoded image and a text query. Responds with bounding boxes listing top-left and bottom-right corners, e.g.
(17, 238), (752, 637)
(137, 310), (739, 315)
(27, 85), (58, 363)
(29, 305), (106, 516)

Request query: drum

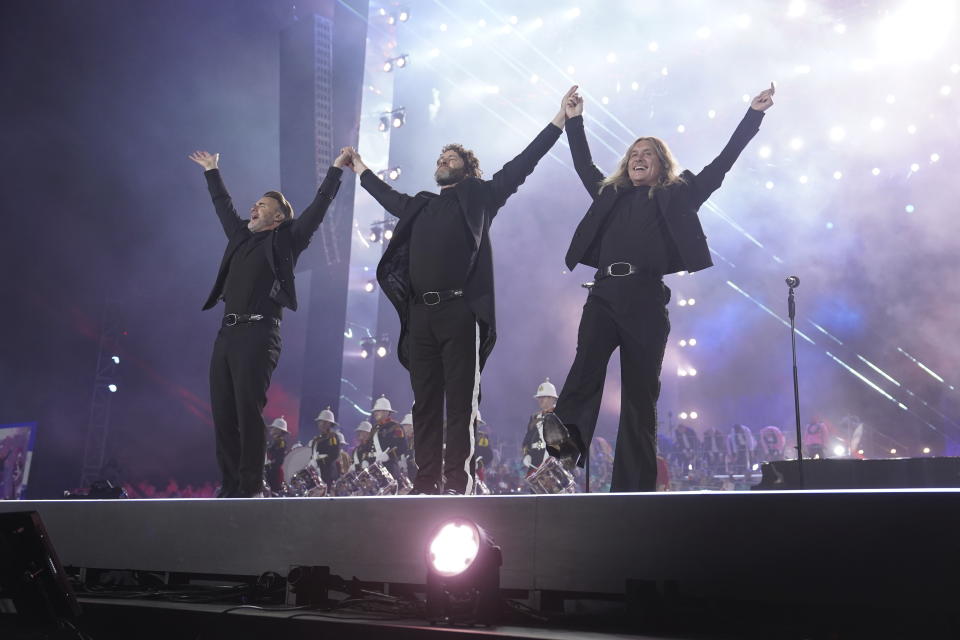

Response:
(525, 455), (577, 494)
(332, 470), (362, 496)
(356, 462), (398, 496)
(281, 445), (327, 497)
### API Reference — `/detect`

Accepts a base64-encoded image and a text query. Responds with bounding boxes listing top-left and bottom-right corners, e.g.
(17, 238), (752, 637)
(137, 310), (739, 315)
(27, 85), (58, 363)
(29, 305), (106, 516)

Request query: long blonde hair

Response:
(599, 136), (684, 197)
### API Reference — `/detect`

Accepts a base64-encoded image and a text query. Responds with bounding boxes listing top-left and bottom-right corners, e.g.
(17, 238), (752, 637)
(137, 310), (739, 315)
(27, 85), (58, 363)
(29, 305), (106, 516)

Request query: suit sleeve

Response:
(359, 169), (416, 219)
(564, 115), (605, 199)
(485, 122), (563, 213)
(204, 169), (246, 238)
(291, 166), (343, 253)
(691, 108), (765, 204)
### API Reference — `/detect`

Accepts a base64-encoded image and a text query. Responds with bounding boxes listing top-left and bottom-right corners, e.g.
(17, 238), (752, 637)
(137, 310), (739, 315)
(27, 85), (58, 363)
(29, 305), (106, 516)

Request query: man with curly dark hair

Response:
(344, 86), (578, 495)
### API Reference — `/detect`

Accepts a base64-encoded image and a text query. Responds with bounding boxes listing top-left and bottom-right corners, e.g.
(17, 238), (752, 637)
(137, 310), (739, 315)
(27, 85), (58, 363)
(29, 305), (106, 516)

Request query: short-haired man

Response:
(189, 148), (349, 498)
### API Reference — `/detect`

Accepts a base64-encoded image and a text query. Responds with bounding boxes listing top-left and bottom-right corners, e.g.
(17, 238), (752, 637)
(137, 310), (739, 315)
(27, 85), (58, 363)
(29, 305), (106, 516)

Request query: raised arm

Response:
(562, 91), (604, 199)
(485, 86), (576, 212)
(290, 147), (351, 252)
(189, 150), (245, 239)
(692, 83), (775, 203)
(347, 147), (416, 218)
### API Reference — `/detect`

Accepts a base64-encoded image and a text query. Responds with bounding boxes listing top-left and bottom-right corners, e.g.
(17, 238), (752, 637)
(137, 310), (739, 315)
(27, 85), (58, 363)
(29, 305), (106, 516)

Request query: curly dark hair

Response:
(441, 143), (482, 179)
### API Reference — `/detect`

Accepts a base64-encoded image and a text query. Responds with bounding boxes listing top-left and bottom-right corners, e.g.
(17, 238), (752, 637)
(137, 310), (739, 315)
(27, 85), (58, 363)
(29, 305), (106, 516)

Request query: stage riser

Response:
(2, 491), (959, 596)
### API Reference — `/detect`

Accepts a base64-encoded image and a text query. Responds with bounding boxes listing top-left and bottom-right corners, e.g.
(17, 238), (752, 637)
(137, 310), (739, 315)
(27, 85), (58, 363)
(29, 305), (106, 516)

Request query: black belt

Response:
(593, 262), (661, 282)
(222, 313), (281, 328)
(412, 289), (464, 306)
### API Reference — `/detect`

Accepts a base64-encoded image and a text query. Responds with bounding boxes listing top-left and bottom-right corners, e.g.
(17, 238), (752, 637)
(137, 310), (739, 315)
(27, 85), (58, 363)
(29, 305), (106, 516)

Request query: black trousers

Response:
(209, 321), (281, 497)
(556, 278), (670, 492)
(408, 298), (480, 494)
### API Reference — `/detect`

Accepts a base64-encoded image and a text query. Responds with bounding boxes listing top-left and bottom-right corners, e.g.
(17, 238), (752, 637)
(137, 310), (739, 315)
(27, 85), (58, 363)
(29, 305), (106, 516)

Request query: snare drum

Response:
(281, 445), (327, 497)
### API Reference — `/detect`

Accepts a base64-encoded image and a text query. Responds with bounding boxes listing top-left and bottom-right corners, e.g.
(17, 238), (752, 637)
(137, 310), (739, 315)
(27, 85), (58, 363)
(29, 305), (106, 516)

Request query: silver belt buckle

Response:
(224, 313), (238, 327)
(423, 292), (441, 306)
(607, 262), (635, 277)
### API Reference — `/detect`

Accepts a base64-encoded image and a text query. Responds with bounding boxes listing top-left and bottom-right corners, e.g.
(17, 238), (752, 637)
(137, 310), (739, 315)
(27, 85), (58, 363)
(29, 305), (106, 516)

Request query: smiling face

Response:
(248, 196), (285, 232)
(627, 140), (663, 187)
(434, 149), (467, 187)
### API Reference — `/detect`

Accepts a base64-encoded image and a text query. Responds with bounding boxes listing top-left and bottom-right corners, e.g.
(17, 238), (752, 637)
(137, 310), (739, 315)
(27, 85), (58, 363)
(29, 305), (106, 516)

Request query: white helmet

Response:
(371, 395), (395, 413)
(313, 407), (338, 425)
(268, 416), (288, 432)
(534, 378), (558, 399)
(400, 413), (413, 426)
(355, 421), (373, 433)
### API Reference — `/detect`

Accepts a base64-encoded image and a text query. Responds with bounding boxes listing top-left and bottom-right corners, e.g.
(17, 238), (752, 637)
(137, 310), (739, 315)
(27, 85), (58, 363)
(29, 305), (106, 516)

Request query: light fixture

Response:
(426, 518), (502, 625)
(360, 338), (375, 359)
(107, 384), (117, 393)
(378, 114), (390, 132)
(398, 9), (410, 22)
(387, 166), (402, 180)
(363, 280), (377, 293)
(833, 445), (846, 457)
(111, 356), (120, 364)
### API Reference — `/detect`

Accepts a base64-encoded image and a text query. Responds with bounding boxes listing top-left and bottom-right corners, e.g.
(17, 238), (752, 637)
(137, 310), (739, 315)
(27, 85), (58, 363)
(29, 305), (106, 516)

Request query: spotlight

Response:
(890, 448), (897, 455)
(677, 368), (687, 377)
(382, 60), (393, 73)
(833, 170), (843, 180)
(869, 117), (885, 132)
(687, 298), (696, 306)
(383, 228), (394, 241)
(905, 205), (915, 213)
(391, 109), (406, 128)
(111, 356), (120, 364)
(360, 338), (376, 359)
(833, 445), (846, 457)
(107, 384), (117, 393)
(689, 411), (698, 419)
(364, 280), (377, 293)
(387, 166), (402, 180)
(688, 338), (697, 346)
(679, 412), (689, 420)
(395, 54), (409, 68)
(398, 9), (409, 22)
(387, 15), (396, 25)
(678, 299), (687, 307)
(426, 518), (502, 626)
(368, 228), (381, 242)
(758, 146), (772, 159)
(378, 114), (390, 132)
(679, 339), (687, 347)
(376, 345), (388, 358)
(923, 447), (931, 454)
(910, 163), (920, 172)
(688, 368), (698, 377)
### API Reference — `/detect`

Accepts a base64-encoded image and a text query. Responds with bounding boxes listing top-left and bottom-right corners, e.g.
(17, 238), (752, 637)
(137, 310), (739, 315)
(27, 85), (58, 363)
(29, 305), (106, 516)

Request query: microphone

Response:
(785, 275), (800, 288)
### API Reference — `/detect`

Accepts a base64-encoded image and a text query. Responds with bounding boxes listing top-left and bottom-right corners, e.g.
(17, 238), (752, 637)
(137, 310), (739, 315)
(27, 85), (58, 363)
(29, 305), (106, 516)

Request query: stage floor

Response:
(4, 488), (960, 603)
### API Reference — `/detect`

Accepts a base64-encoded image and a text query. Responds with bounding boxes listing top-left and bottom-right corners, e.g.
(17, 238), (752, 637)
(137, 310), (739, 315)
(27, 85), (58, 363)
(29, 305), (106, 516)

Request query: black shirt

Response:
(408, 188), (473, 296)
(222, 230), (282, 318)
(597, 185), (678, 275)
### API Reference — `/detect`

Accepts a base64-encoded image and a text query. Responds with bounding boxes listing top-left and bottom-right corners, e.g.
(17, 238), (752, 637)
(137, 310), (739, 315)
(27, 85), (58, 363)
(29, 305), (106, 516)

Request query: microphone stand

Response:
(787, 277), (805, 489)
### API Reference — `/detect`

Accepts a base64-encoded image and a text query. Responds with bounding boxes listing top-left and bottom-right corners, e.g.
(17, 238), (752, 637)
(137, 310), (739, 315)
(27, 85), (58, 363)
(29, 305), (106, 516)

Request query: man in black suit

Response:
(555, 84), (776, 492)
(343, 87), (577, 495)
(189, 148), (348, 498)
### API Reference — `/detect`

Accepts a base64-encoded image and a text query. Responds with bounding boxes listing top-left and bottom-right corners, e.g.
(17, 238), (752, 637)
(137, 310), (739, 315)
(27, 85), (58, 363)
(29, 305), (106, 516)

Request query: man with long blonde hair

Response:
(555, 83), (776, 492)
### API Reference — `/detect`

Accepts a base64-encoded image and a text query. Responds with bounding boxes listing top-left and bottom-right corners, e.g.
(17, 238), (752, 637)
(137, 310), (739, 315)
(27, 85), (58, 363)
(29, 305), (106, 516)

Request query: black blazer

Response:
(564, 109), (765, 274)
(360, 122), (563, 371)
(202, 166), (342, 312)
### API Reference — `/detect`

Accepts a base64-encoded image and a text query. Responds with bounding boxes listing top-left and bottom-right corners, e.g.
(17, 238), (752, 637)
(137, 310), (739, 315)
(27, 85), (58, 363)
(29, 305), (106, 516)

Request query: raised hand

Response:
(552, 85), (579, 128)
(187, 151), (220, 171)
(566, 90), (583, 118)
(188, 150), (219, 170)
(750, 82), (776, 112)
(334, 146), (353, 169)
(342, 147), (368, 174)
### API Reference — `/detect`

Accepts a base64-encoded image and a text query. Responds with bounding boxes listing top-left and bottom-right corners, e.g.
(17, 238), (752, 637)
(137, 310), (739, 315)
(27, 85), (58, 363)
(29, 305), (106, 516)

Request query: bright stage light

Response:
(363, 280), (376, 293)
(757, 146), (772, 159)
(631, 81), (639, 90)
(688, 338), (697, 346)
(660, 67), (669, 76)
(111, 356), (120, 364)
(387, 166), (402, 180)
(765, 181), (774, 190)
(689, 368), (698, 377)
(833, 171), (843, 180)
(687, 298), (696, 306)
(382, 60), (393, 72)
(376, 345), (388, 358)
(383, 228), (393, 240)
(107, 384), (117, 393)
(707, 109), (716, 119)
(869, 117), (885, 132)
(799, 175), (809, 184)
(930, 153), (940, 163)
(679, 412), (689, 420)
(786, 0), (807, 19)
(923, 447), (931, 454)
(789, 137), (804, 151)
(439, 23), (447, 32)
(566, 65), (575, 75)
(398, 10), (409, 22)
(833, 445), (846, 457)
(875, 0), (956, 64)
(907, 124), (917, 134)
(826, 222), (834, 230)
(679, 339), (687, 347)
(678, 368), (687, 377)
(689, 411), (699, 419)
(910, 163), (920, 172)
(829, 126), (846, 142)
(858, 449), (864, 455)
(426, 519), (502, 625)
(601, 96), (609, 105)
(678, 299), (687, 307)
(676, 124), (685, 133)
(905, 205), (915, 213)
(890, 448), (897, 455)
(872, 168), (880, 176)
